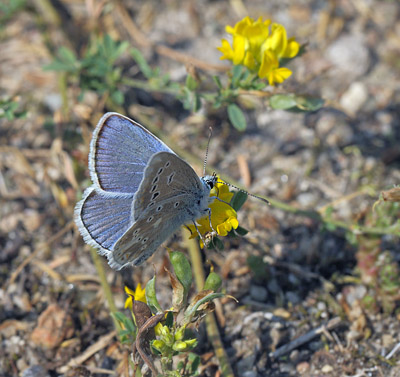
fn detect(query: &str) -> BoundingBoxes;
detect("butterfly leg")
[191,221,206,247]
[214,196,232,207]
[206,207,217,233]
[184,225,194,236]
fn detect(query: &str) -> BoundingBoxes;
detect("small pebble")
[249,285,268,302]
[296,361,310,374]
[321,364,334,373]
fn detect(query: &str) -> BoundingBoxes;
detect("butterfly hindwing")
[89,113,173,194]
[110,199,196,269]
[75,187,134,254]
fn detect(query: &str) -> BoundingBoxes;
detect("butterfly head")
[201,172,218,190]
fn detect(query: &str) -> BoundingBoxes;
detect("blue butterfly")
[75,113,217,270]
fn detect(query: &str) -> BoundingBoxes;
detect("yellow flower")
[186,180,239,243]
[218,16,300,85]
[124,283,146,310]
[259,50,293,86]
[262,24,300,59]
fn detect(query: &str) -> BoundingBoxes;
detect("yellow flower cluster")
[187,180,239,243]
[218,17,300,85]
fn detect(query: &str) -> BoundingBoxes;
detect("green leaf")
[232,64,244,86]
[203,271,222,292]
[227,103,247,131]
[44,46,79,73]
[112,311,127,324]
[213,237,224,251]
[234,225,249,236]
[130,47,154,78]
[169,251,192,298]
[189,353,200,374]
[295,95,324,111]
[145,276,162,314]
[192,92,201,113]
[111,90,124,105]
[185,74,198,91]
[247,255,269,281]
[165,310,174,328]
[269,94,297,110]
[270,94,324,112]
[213,75,223,89]
[231,190,248,211]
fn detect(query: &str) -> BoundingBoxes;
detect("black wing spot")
[174,202,180,208]
[157,167,164,175]
[148,202,155,208]
[142,237,148,244]
[150,184,158,193]
[165,161,171,168]
[152,176,159,184]
[167,172,175,185]
[147,216,154,223]
[197,199,201,205]
[156,205,163,212]
[152,191,160,200]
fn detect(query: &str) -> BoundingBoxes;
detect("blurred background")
[1,1,400,376]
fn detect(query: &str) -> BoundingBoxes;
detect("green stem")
[121,78,180,96]
[58,73,69,119]
[184,234,235,377]
[90,248,122,333]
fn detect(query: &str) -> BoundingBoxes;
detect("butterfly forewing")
[90,113,173,194]
[132,151,203,220]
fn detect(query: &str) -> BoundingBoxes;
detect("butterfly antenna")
[218,179,270,204]
[203,127,213,176]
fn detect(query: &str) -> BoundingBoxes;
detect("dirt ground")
[1,1,400,376]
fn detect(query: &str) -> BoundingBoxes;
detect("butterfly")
[74,112,218,270]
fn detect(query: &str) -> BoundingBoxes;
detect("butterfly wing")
[132,151,204,220]
[108,200,191,269]
[74,187,134,254]
[75,114,173,255]
[89,113,173,194]
[108,152,209,270]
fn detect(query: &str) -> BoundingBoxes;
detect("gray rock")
[340,81,369,116]
[250,285,269,302]
[326,34,370,78]
[22,365,50,377]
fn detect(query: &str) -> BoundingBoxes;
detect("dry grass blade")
[57,330,117,374]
